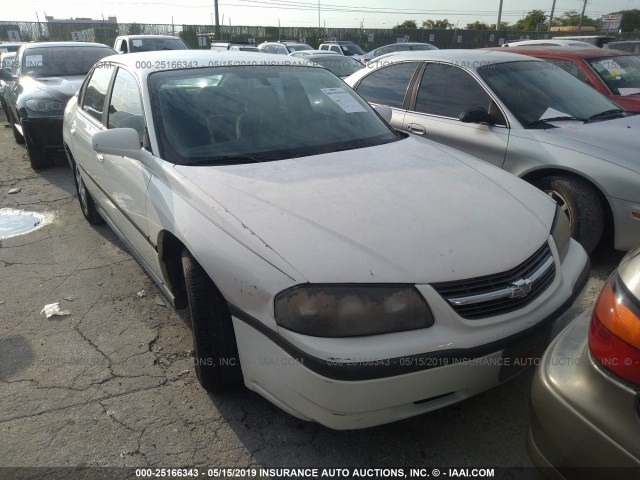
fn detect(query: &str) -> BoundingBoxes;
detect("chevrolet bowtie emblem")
[509,279,533,299]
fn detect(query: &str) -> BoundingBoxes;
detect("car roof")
[366,49,542,68]
[484,46,636,59]
[97,50,316,76]
[22,41,113,49]
[117,35,182,39]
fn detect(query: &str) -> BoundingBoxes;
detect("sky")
[5,0,639,29]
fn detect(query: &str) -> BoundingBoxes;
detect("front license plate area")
[499,325,552,383]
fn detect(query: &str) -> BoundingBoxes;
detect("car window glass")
[108,68,145,141]
[82,65,115,123]
[21,46,113,77]
[478,60,619,126]
[416,64,492,118]
[330,46,341,53]
[356,62,419,108]
[587,55,640,96]
[150,66,397,165]
[544,58,587,82]
[378,46,395,55]
[277,46,287,55]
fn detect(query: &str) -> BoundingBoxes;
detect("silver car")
[528,246,640,478]
[345,50,640,254]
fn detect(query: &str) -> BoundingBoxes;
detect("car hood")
[532,115,640,172]
[174,137,553,283]
[19,75,85,100]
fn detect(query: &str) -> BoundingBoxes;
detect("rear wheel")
[181,249,242,392]
[533,175,604,254]
[74,162,103,224]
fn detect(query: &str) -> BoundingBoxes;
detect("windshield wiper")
[528,116,587,127]
[586,109,626,123]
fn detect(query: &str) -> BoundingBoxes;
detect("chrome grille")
[431,242,556,319]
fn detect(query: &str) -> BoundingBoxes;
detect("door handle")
[97,154,104,162]
[70,121,76,135]
[407,123,426,135]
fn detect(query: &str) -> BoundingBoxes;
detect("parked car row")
[1,39,638,477]
[345,49,640,255]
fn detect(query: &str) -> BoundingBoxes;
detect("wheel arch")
[157,230,189,309]
[521,167,615,243]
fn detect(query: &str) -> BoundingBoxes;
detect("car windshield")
[129,37,189,52]
[478,60,621,127]
[287,44,312,52]
[22,46,113,77]
[587,55,640,96]
[1,53,15,70]
[310,56,364,77]
[149,65,398,165]
[340,44,365,56]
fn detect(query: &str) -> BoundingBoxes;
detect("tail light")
[588,275,640,386]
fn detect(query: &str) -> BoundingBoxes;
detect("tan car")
[528,246,640,479]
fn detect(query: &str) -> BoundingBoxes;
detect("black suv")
[0,42,115,168]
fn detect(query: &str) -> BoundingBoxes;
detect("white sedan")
[63,51,589,429]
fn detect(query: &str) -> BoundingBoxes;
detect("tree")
[557,10,600,29]
[422,19,453,29]
[393,20,417,29]
[127,22,144,35]
[513,9,547,31]
[466,21,490,30]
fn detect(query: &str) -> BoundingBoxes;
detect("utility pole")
[318,1,320,29]
[496,0,503,31]
[214,0,220,40]
[578,0,588,33]
[548,0,556,32]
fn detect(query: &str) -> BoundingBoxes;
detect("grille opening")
[432,242,555,319]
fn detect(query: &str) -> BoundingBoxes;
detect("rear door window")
[355,62,419,108]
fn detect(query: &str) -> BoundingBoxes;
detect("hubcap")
[544,189,574,232]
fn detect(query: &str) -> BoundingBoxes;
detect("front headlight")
[551,204,571,262]
[26,98,63,113]
[274,285,434,337]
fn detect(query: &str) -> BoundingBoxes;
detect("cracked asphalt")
[0,110,624,478]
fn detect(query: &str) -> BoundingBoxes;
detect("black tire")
[74,161,103,224]
[11,119,25,144]
[23,124,51,169]
[181,249,242,392]
[533,175,604,254]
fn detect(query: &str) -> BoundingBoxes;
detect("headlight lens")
[274,285,434,337]
[551,204,571,262]
[26,99,63,113]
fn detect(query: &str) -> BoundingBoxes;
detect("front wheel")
[23,124,51,169]
[533,175,604,254]
[74,162,103,224]
[11,119,25,144]
[181,250,242,392]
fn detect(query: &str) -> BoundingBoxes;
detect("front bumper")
[231,246,590,429]
[20,116,65,153]
[528,309,640,479]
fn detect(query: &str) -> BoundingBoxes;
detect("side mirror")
[459,107,492,124]
[372,104,393,123]
[92,128,153,164]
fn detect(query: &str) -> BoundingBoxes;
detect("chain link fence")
[2,21,638,50]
